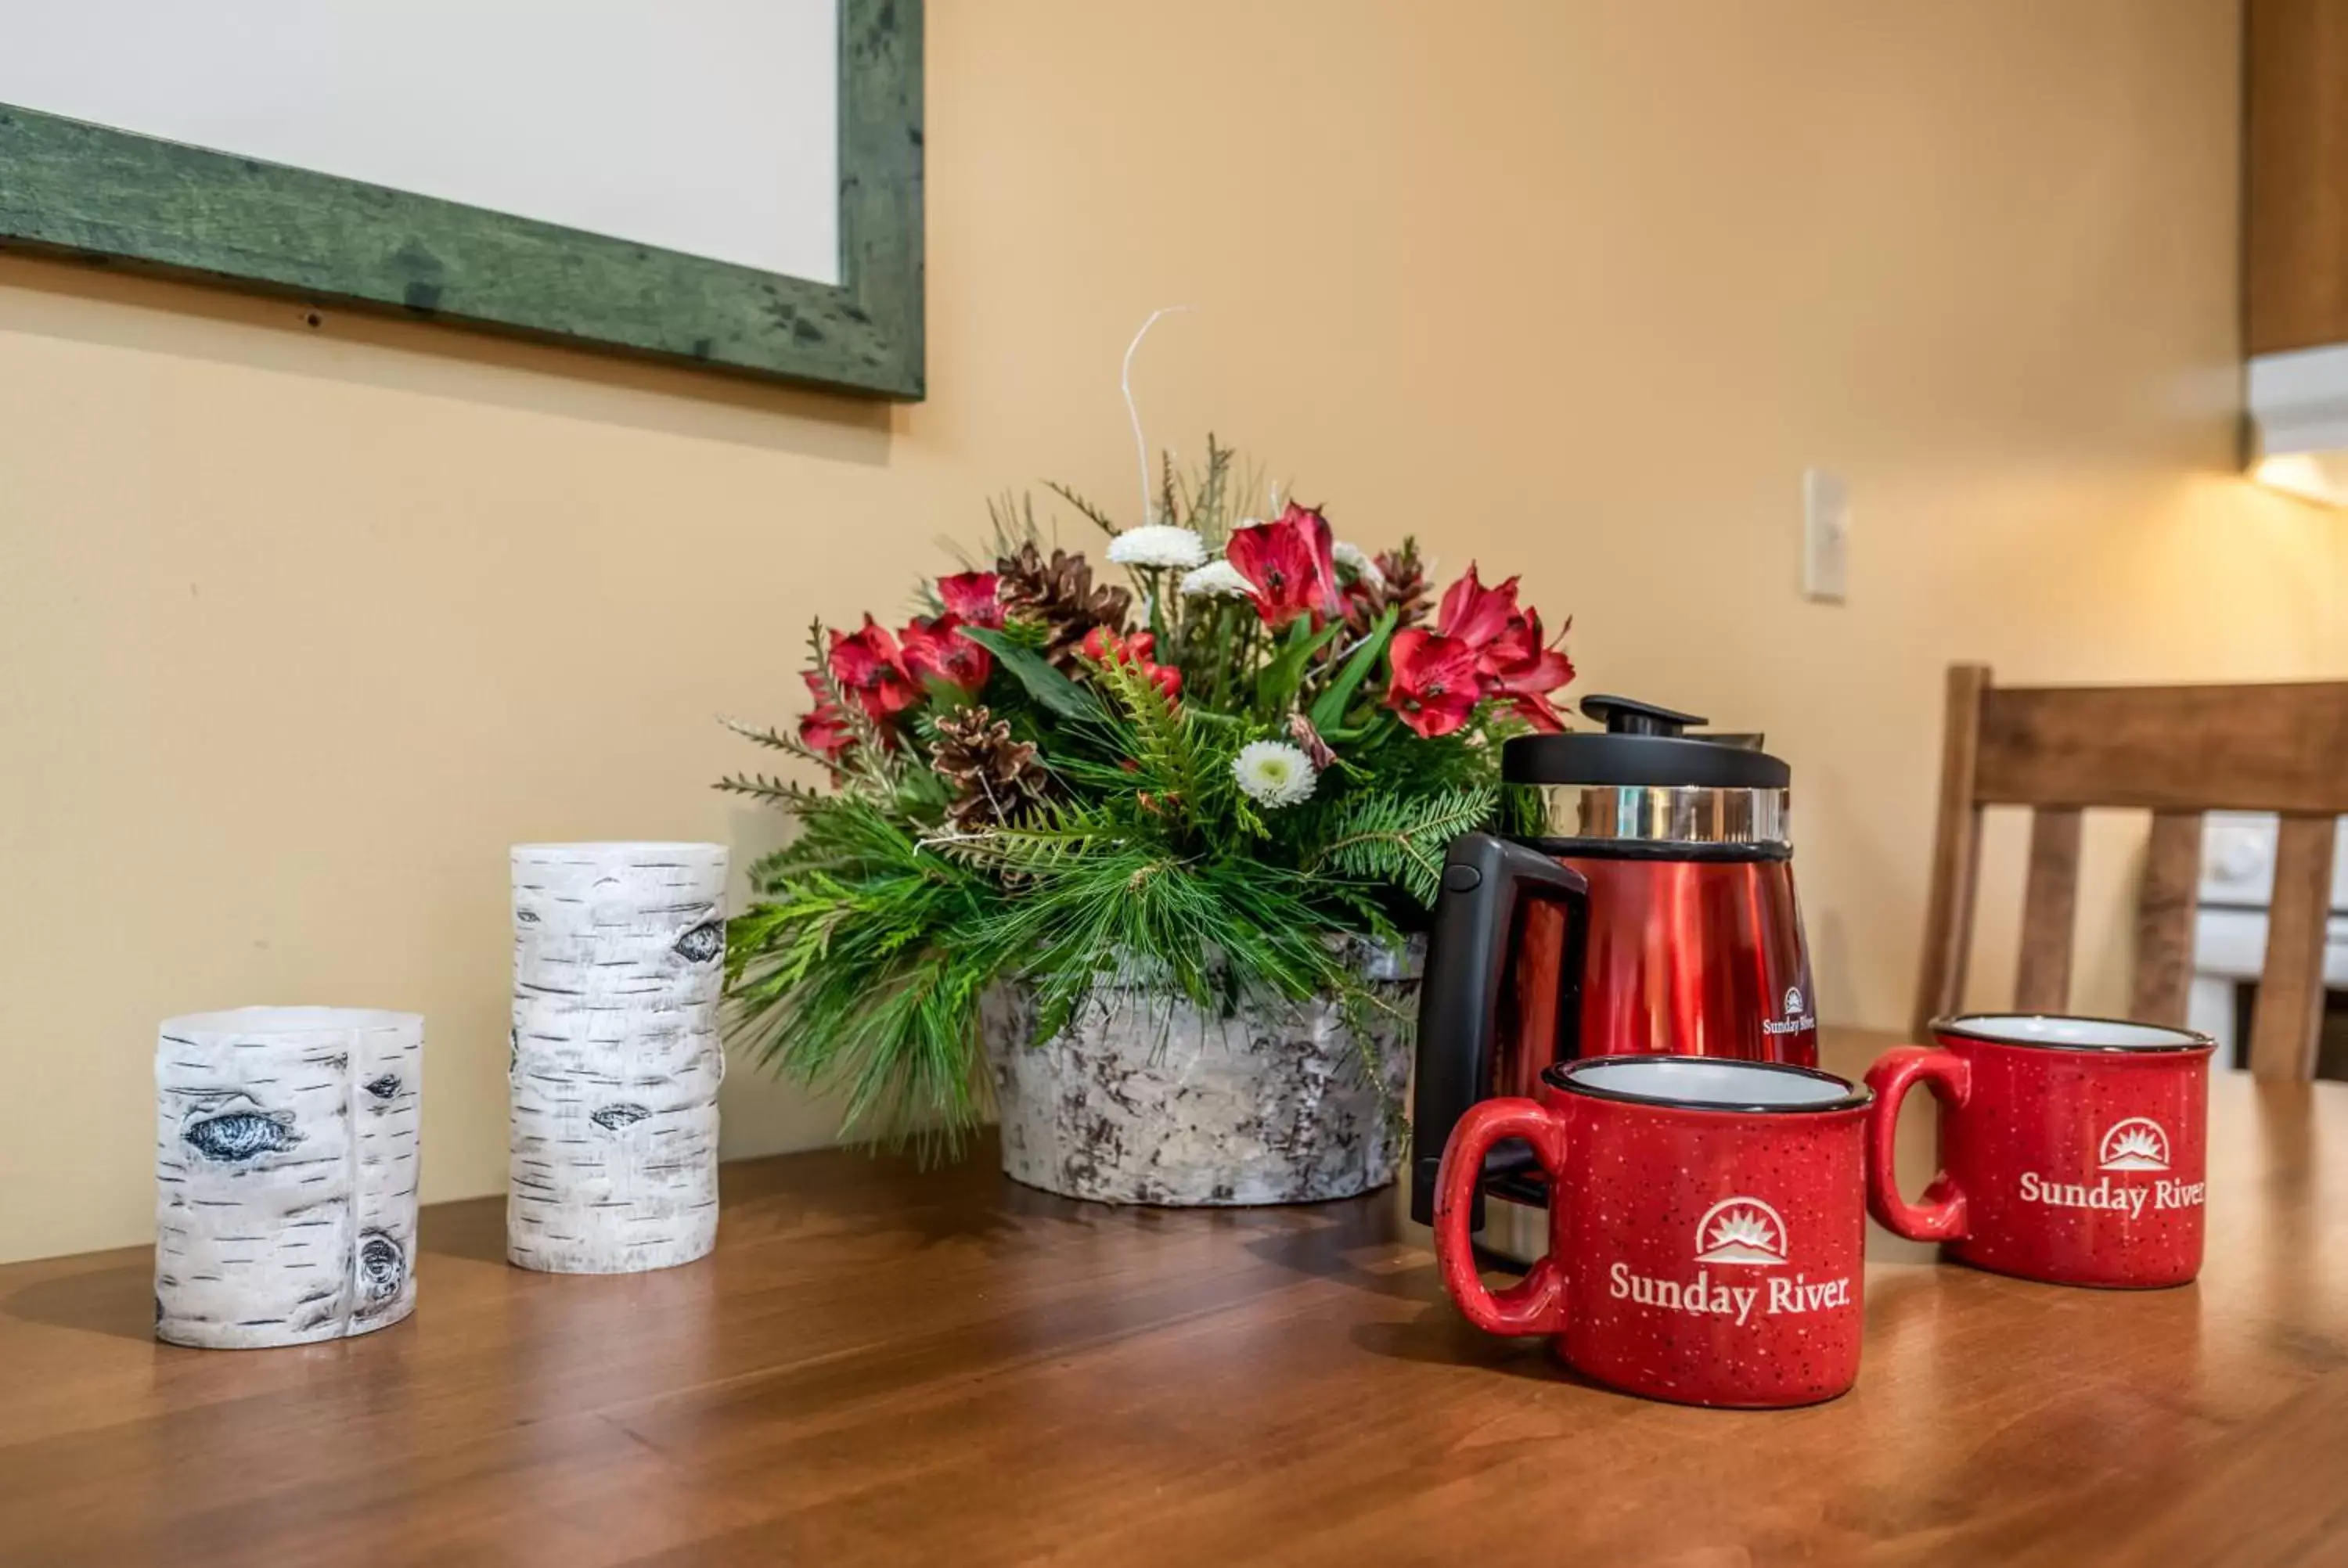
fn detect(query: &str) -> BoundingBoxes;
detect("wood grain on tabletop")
[2,1027,2343,1566]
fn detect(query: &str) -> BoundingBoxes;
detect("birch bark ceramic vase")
[979,940,1420,1206]
[154,1007,423,1350]
[509,842,729,1274]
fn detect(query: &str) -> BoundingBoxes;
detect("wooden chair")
[1914,664,2348,1079]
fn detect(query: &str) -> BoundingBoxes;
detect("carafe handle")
[1408,832,1589,1228]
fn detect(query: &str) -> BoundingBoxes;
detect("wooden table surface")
[5,1027,2347,1566]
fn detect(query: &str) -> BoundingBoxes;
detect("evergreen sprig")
[1309,784,1500,906]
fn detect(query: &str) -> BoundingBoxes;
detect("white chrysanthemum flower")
[1233,740,1318,808]
[1332,541,1386,593]
[1179,559,1255,598]
[1107,524,1207,570]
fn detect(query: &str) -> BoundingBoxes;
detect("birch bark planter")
[154,1007,423,1350]
[509,843,728,1275]
[979,943,1420,1207]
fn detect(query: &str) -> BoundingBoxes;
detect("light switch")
[1802,469,1849,603]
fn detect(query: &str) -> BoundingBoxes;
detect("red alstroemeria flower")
[1383,628,1481,738]
[937,570,1005,630]
[1227,502,1342,630]
[1081,625,1182,699]
[1424,565,1577,729]
[1482,609,1576,732]
[828,615,920,725]
[798,670,858,762]
[1435,563,1525,656]
[899,613,993,696]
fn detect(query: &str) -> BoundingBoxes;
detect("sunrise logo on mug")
[1865,1015,2215,1289]
[1433,1055,1872,1409]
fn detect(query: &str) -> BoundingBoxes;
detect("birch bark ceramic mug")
[1864,1014,2215,1289]
[1431,1055,1873,1409]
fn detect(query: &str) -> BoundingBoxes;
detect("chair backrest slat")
[2129,811,2205,1028]
[1917,665,2342,1079]
[1913,665,1990,1037]
[1975,681,2348,814]
[2015,807,2083,1014]
[2249,813,2339,1080]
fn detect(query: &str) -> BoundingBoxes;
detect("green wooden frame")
[0,0,923,399]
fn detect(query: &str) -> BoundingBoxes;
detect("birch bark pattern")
[510,843,728,1273]
[154,1007,423,1350]
[980,942,1418,1206]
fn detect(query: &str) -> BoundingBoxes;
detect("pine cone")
[996,541,1133,668]
[1344,537,1435,638]
[929,706,1049,828]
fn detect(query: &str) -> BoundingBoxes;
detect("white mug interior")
[1938,1014,2210,1052]
[1561,1056,1856,1109]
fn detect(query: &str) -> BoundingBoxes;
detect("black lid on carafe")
[1501,695,1789,789]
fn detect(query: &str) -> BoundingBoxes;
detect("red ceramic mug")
[1432,1056,1873,1409]
[1866,1014,2215,1289]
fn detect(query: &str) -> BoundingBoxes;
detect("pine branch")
[1184,434,1232,534]
[1309,784,1498,905]
[715,771,826,809]
[1040,480,1123,538]
[1158,449,1178,530]
[804,618,902,797]
[718,714,843,772]
[917,813,1125,873]
[1089,653,1215,833]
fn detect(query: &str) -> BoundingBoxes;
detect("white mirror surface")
[0,0,841,281]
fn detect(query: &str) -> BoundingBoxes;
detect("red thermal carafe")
[1410,696,1817,1257]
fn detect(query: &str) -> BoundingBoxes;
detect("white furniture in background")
[2191,811,2348,1061]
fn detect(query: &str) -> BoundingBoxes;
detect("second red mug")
[1432,1055,1872,1409]
[1865,1013,2215,1289]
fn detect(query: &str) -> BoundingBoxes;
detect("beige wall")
[1,0,2333,1263]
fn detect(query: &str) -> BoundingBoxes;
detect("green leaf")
[963,627,1104,722]
[1255,617,1345,715]
[1307,608,1398,735]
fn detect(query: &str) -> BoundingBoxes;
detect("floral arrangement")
[720,439,1574,1142]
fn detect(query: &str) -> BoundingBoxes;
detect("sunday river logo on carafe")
[2017,1116,2204,1216]
[1759,986,1815,1038]
[1608,1196,1851,1326]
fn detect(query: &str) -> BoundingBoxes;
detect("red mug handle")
[1431,1097,1571,1336]
[1864,1047,1972,1242]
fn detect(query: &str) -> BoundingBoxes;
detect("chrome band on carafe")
[1504,783,1792,849]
